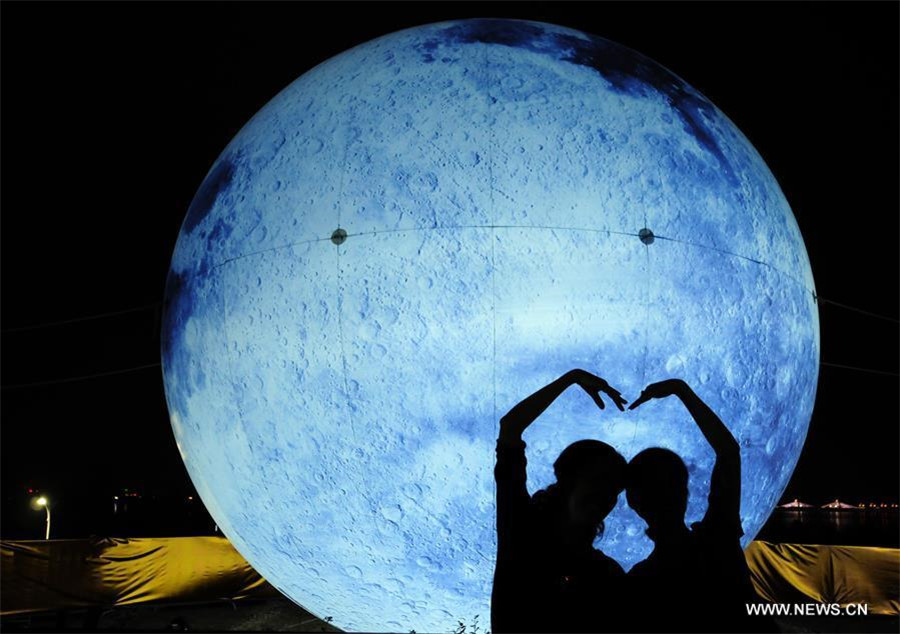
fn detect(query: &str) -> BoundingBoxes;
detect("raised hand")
[627,378,687,410]
[570,369,629,412]
[499,369,628,443]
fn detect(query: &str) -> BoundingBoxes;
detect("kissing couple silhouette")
[490,368,775,633]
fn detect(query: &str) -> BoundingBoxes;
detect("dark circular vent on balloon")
[331,228,348,245]
[638,228,655,245]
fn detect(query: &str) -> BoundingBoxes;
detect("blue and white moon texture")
[162,19,819,632]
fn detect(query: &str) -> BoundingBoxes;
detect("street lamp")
[32,496,51,540]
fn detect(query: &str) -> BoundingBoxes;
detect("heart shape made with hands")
[572,370,686,413]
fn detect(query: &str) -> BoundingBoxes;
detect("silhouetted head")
[626,448,689,536]
[535,440,626,542]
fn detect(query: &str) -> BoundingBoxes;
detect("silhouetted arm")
[499,371,575,443]
[669,381,740,457]
[675,382,741,530]
[630,379,741,532]
[495,370,626,557]
[499,369,627,443]
[496,371,580,555]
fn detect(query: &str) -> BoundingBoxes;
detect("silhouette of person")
[625,379,775,633]
[491,368,630,634]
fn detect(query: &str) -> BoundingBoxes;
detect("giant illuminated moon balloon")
[162,19,819,632]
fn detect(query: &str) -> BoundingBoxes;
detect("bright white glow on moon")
[162,19,819,632]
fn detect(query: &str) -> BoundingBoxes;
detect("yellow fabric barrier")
[1,536,278,615]
[745,542,899,615]
[2,537,897,616]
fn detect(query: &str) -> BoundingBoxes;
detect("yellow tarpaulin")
[2,537,897,616]
[745,542,899,615]
[0,536,278,615]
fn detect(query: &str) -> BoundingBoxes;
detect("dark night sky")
[1,2,898,537]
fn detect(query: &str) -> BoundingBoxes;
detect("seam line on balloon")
[209,227,815,304]
[341,224,637,238]
[489,52,498,437]
[652,234,815,298]
[331,104,382,515]
[335,103,356,446]
[211,237,334,270]
[488,42,500,542]
[491,230,497,429]
[209,225,639,270]
[335,245,354,442]
[631,243,652,449]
